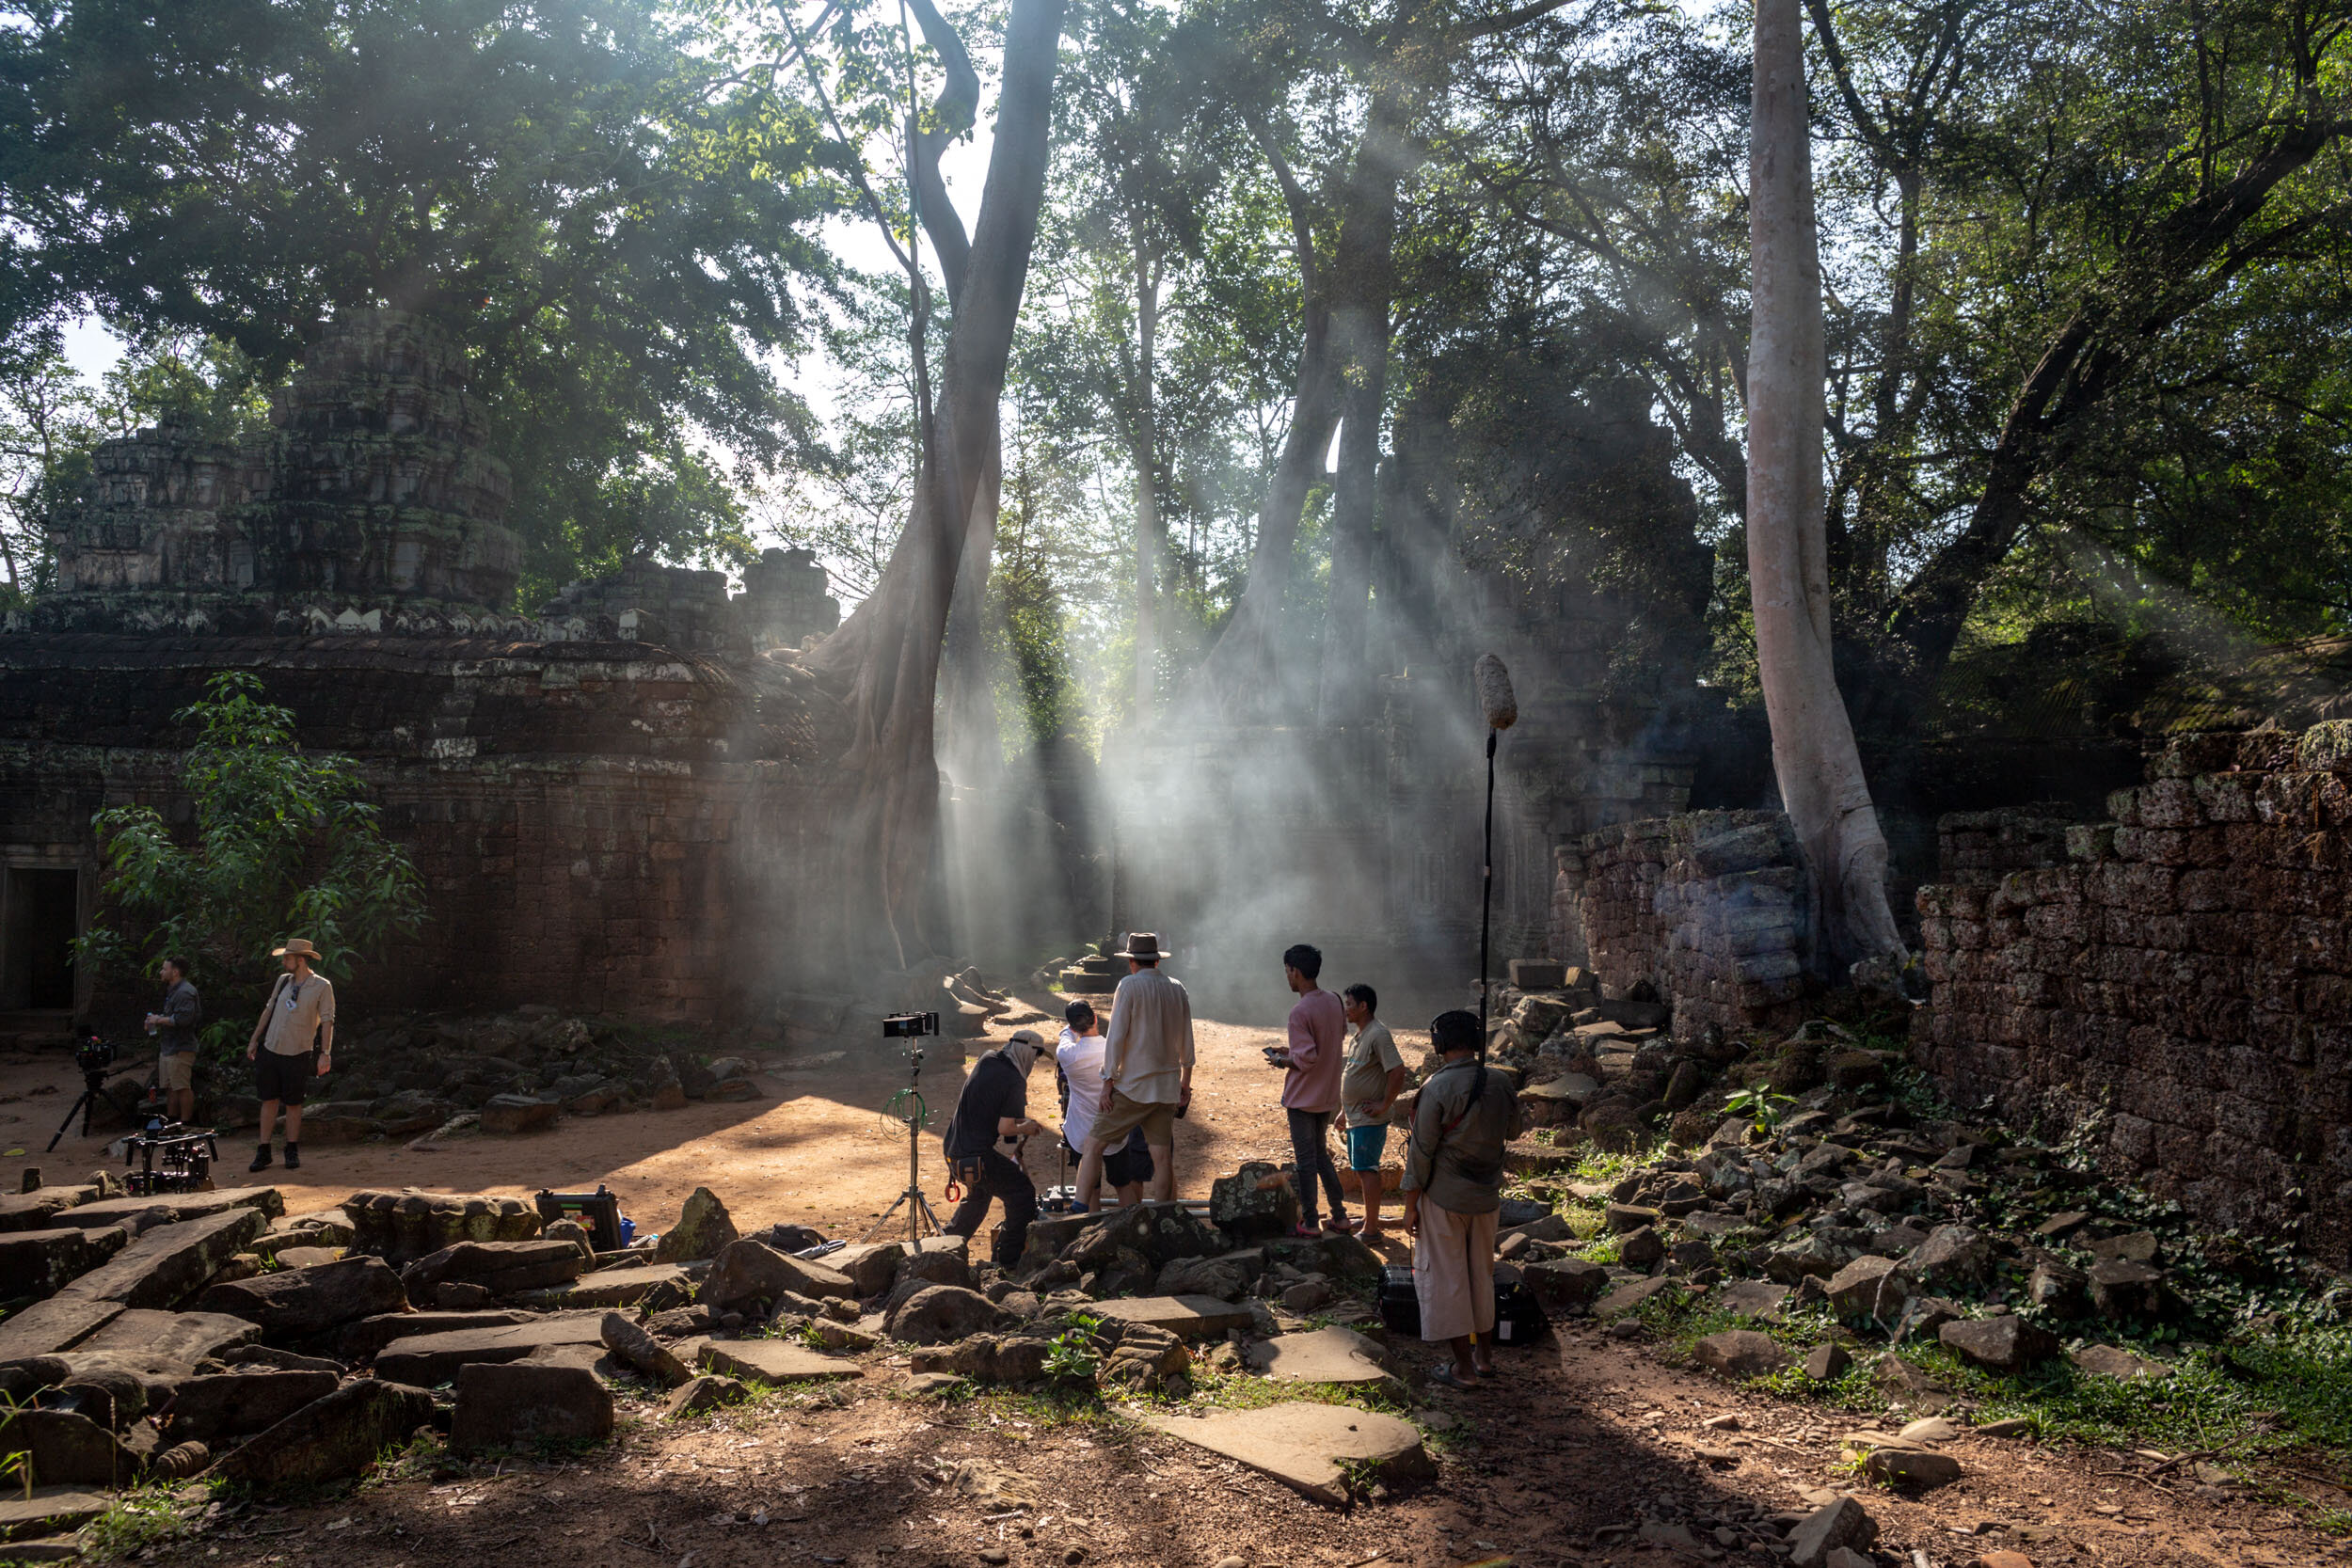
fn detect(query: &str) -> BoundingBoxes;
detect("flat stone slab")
[1520,1073,1599,1104]
[0,1297,120,1359]
[373,1311,608,1387]
[76,1308,260,1370]
[1089,1295,1256,1340]
[1681,1212,1747,1240]
[1594,1275,1684,1318]
[43,1186,283,1231]
[1131,1401,1433,1505]
[1242,1327,1398,1390]
[55,1207,269,1308]
[0,1187,99,1235]
[1714,1280,1791,1322]
[2071,1343,2169,1380]
[336,1308,535,1362]
[514,1262,691,1309]
[0,1488,107,1544]
[697,1339,862,1386]
[0,1227,128,1295]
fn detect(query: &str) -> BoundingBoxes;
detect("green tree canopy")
[0,0,849,594]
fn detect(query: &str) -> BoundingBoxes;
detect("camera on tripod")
[74,1029,116,1078]
[882,1011,940,1040]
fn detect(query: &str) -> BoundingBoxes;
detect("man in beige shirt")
[246,938,337,1172]
[1073,933,1193,1204]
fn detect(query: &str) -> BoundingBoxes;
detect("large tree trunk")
[1130,236,1164,723]
[1316,87,1410,725]
[936,450,1006,784]
[1190,117,1341,720]
[804,0,1066,959]
[1746,0,1904,973]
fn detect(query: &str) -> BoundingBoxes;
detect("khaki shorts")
[158,1052,197,1092]
[1089,1088,1175,1148]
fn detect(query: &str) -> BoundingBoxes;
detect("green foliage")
[1,0,843,592]
[1721,1086,1798,1139]
[75,1484,195,1560]
[1043,1319,1104,1383]
[0,324,93,605]
[77,673,426,1053]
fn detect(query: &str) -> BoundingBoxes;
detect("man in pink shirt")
[1279,942,1352,1234]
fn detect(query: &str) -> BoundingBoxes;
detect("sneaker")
[282,1143,301,1170]
[248,1146,273,1172]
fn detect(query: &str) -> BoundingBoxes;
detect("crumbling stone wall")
[0,635,855,1024]
[1561,810,1809,1038]
[1914,724,2352,1266]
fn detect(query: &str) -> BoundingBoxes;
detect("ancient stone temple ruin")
[37,312,524,634]
[0,309,847,1031]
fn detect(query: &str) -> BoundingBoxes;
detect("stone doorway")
[1,863,80,1013]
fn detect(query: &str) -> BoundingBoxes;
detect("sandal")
[1427,1365,1481,1391]
[1321,1216,1358,1234]
[1290,1223,1323,1238]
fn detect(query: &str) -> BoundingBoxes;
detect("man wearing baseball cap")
[246,938,336,1172]
[941,1028,1048,1266]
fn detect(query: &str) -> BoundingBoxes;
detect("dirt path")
[9,1003,2344,1565]
[130,1312,2344,1568]
[0,995,1316,1239]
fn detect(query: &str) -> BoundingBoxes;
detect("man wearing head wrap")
[942,1029,1049,1266]
[1402,1008,1521,1388]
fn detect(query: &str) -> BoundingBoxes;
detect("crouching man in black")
[942,1028,1047,1267]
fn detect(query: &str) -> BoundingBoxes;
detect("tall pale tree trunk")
[805,0,1066,960]
[1129,235,1165,723]
[1746,0,1904,971]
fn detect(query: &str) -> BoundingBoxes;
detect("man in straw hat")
[942,1028,1049,1266]
[245,938,336,1172]
[1073,933,1194,1206]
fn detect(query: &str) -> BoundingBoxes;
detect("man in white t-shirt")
[1056,999,1150,1212]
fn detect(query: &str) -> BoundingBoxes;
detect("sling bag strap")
[1408,1058,1489,1165]
[249,973,293,1048]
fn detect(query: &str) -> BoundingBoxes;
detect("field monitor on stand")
[1474,653,1518,1031]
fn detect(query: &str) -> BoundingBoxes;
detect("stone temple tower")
[37,309,519,633]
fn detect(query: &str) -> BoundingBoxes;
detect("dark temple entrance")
[2,865,79,1012]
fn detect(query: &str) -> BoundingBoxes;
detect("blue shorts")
[1343,1122,1389,1171]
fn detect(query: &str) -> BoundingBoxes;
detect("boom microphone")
[1475,653,1518,732]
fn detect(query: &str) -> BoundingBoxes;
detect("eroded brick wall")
[0,635,855,1027]
[1914,724,2352,1265]
[1563,809,1809,1038]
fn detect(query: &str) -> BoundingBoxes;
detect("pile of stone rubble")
[1497,990,2313,1431]
[0,1155,1457,1554]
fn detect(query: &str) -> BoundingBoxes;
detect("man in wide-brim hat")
[244,937,337,1173]
[1073,933,1194,1205]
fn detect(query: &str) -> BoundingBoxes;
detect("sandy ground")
[0,995,1351,1241]
[6,998,2350,1565]
[125,1300,2352,1568]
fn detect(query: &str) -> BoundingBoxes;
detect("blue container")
[617,1215,636,1246]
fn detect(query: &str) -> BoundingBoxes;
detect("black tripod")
[862,1040,946,1243]
[47,1065,116,1152]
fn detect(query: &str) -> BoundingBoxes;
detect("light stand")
[862,1032,946,1243]
[1480,726,1499,1031]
